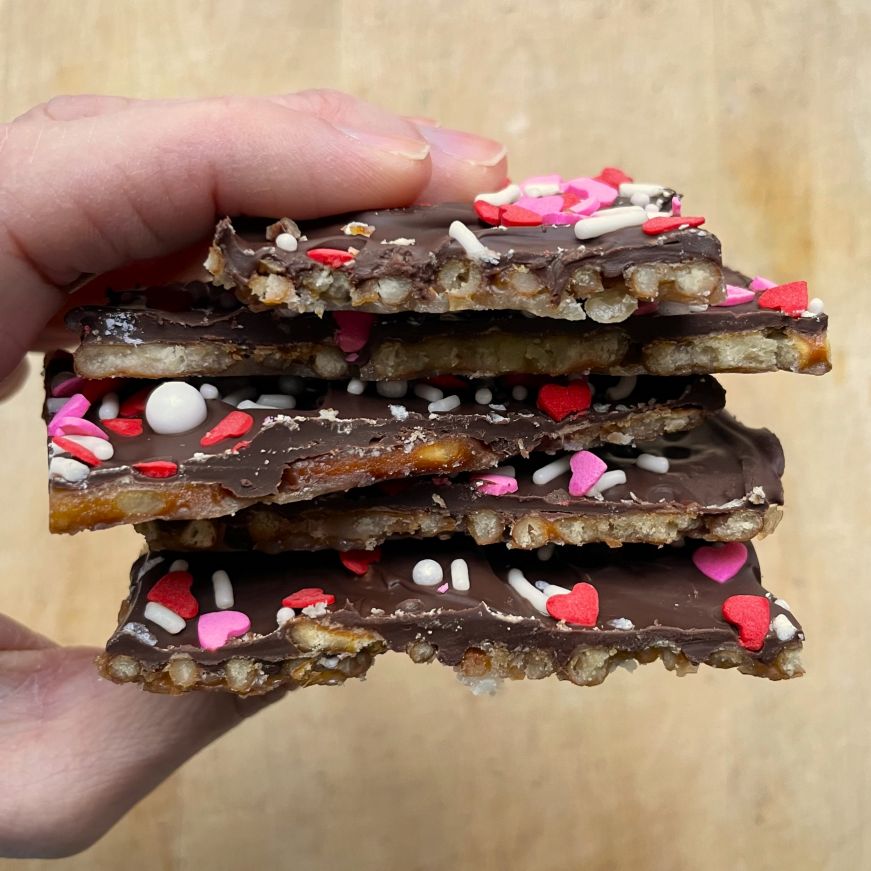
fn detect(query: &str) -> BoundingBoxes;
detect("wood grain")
[0,1,865,868]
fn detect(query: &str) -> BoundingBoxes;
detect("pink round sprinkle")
[47,394,91,435]
[333,311,376,354]
[717,285,756,307]
[54,417,109,440]
[568,451,607,497]
[749,276,776,291]
[473,474,518,496]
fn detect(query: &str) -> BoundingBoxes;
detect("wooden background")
[0,1,864,868]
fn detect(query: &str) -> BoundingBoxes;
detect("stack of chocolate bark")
[46,170,829,694]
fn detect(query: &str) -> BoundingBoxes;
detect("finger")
[0,357,30,403]
[0,613,57,651]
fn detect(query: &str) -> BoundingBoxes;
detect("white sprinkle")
[256,393,296,409]
[448,220,500,264]
[807,297,825,315]
[46,397,68,414]
[380,237,416,246]
[145,382,208,434]
[341,221,375,237]
[303,601,328,617]
[474,183,521,206]
[212,570,234,609]
[278,375,305,395]
[450,558,471,591]
[389,404,409,421]
[523,181,561,197]
[532,455,572,486]
[346,378,366,395]
[97,392,119,420]
[630,192,650,207]
[223,386,257,407]
[143,602,186,634]
[237,400,272,410]
[56,434,114,460]
[275,232,298,252]
[413,383,444,402]
[412,559,444,586]
[428,394,461,413]
[169,559,189,572]
[474,387,493,405]
[49,456,90,483]
[119,622,158,647]
[376,380,408,399]
[540,583,572,598]
[774,598,792,612]
[637,453,670,474]
[199,383,220,400]
[608,617,635,630]
[619,182,665,197]
[771,613,798,641]
[645,203,661,214]
[511,385,528,401]
[606,375,637,401]
[587,469,627,496]
[574,208,646,240]
[537,544,555,562]
[276,607,296,625]
[489,403,507,412]
[688,303,709,313]
[507,568,549,615]
[590,205,645,218]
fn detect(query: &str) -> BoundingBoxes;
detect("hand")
[0,90,507,857]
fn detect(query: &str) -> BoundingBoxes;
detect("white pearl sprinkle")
[450,559,470,591]
[474,183,521,207]
[143,602,186,634]
[275,233,298,252]
[630,192,650,207]
[807,297,825,315]
[532,456,572,486]
[636,453,670,474]
[507,568,549,615]
[376,380,408,399]
[199,383,220,400]
[771,613,797,641]
[412,559,444,586]
[256,393,296,409]
[97,392,119,420]
[413,383,444,402]
[474,387,493,405]
[428,394,461,413]
[49,456,90,483]
[346,378,366,395]
[145,382,208,435]
[587,469,627,496]
[276,606,296,625]
[448,220,500,264]
[169,559,189,572]
[511,385,528,401]
[606,375,637,401]
[212,570,234,610]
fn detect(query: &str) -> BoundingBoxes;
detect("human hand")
[0,90,507,857]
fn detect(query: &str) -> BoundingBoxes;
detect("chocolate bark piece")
[67,269,829,381]
[139,412,784,552]
[46,357,724,533]
[99,539,804,695]
[205,201,724,324]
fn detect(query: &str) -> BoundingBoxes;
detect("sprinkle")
[692,542,748,583]
[500,204,544,226]
[507,568,549,615]
[212,570,234,610]
[347,378,366,395]
[511,385,528,401]
[472,474,518,496]
[562,177,619,207]
[49,456,90,483]
[222,386,257,406]
[144,602,186,634]
[474,387,493,405]
[474,183,521,206]
[806,297,824,315]
[636,453,670,474]
[389,404,408,421]
[630,192,650,206]
[200,410,254,447]
[642,215,705,235]
[51,436,101,467]
[102,417,143,437]
[302,602,329,618]
[448,220,500,264]
[256,393,296,409]
[119,622,158,647]
[532,455,572,486]
[333,311,376,353]
[376,380,407,399]
[515,194,565,217]
[437,582,450,593]
[540,583,572,597]
[133,460,178,479]
[606,375,636,401]
[147,570,197,618]
[278,375,304,395]
[413,383,444,402]
[718,284,756,306]
[54,417,109,440]
[306,248,355,268]
[47,393,91,435]
[170,559,189,572]
[523,182,562,198]
[619,182,665,197]
[537,544,555,562]
[536,381,592,422]
[412,559,444,587]
[145,382,208,435]
[341,221,376,237]
[757,281,808,317]
[276,607,296,625]
[119,387,151,418]
[275,233,298,251]
[49,371,77,395]
[51,434,113,460]
[340,549,382,575]
[473,200,502,225]
[199,383,220,400]
[97,392,119,420]
[428,394,461,413]
[197,611,251,650]
[282,588,335,609]
[546,582,599,626]
[608,617,635,630]
[46,397,68,414]
[749,275,776,291]
[574,208,646,239]
[771,613,797,642]
[722,595,770,651]
[670,195,682,216]
[587,469,627,496]
[450,558,470,591]
[380,237,416,246]
[593,167,633,188]
[774,598,792,612]
[568,451,607,496]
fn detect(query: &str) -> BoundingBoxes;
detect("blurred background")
[0,1,863,869]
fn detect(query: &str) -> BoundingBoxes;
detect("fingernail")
[331,124,430,161]
[414,125,507,167]
[404,115,441,127]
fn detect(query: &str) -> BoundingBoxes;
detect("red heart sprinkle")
[51,436,101,467]
[306,248,355,268]
[282,587,336,609]
[500,204,544,227]
[642,215,705,235]
[339,549,382,575]
[474,200,502,226]
[119,387,152,418]
[560,191,583,210]
[232,439,251,453]
[147,570,198,619]
[536,381,592,422]
[103,417,143,437]
[427,374,468,390]
[200,411,254,447]
[757,281,808,317]
[546,582,599,626]
[722,595,771,651]
[594,167,634,189]
[78,378,121,403]
[133,460,178,478]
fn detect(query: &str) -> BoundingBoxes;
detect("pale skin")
[0,90,508,858]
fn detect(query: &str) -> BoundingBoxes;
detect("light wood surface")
[0,1,864,868]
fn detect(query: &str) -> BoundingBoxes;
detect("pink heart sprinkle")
[333,311,376,354]
[197,610,251,651]
[51,376,89,398]
[692,542,748,583]
[717,284,756,307]
[473,474,518,496]
[437,583,449,593]
[749,275,776,291]
[47,394,91,435]
[568,451,607,497]
[542,212,581,225]
[521,174,562,189]
[567,195,601,216]
[515,195,565,216]
[562,177,619,206]
[54,417,109,440]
